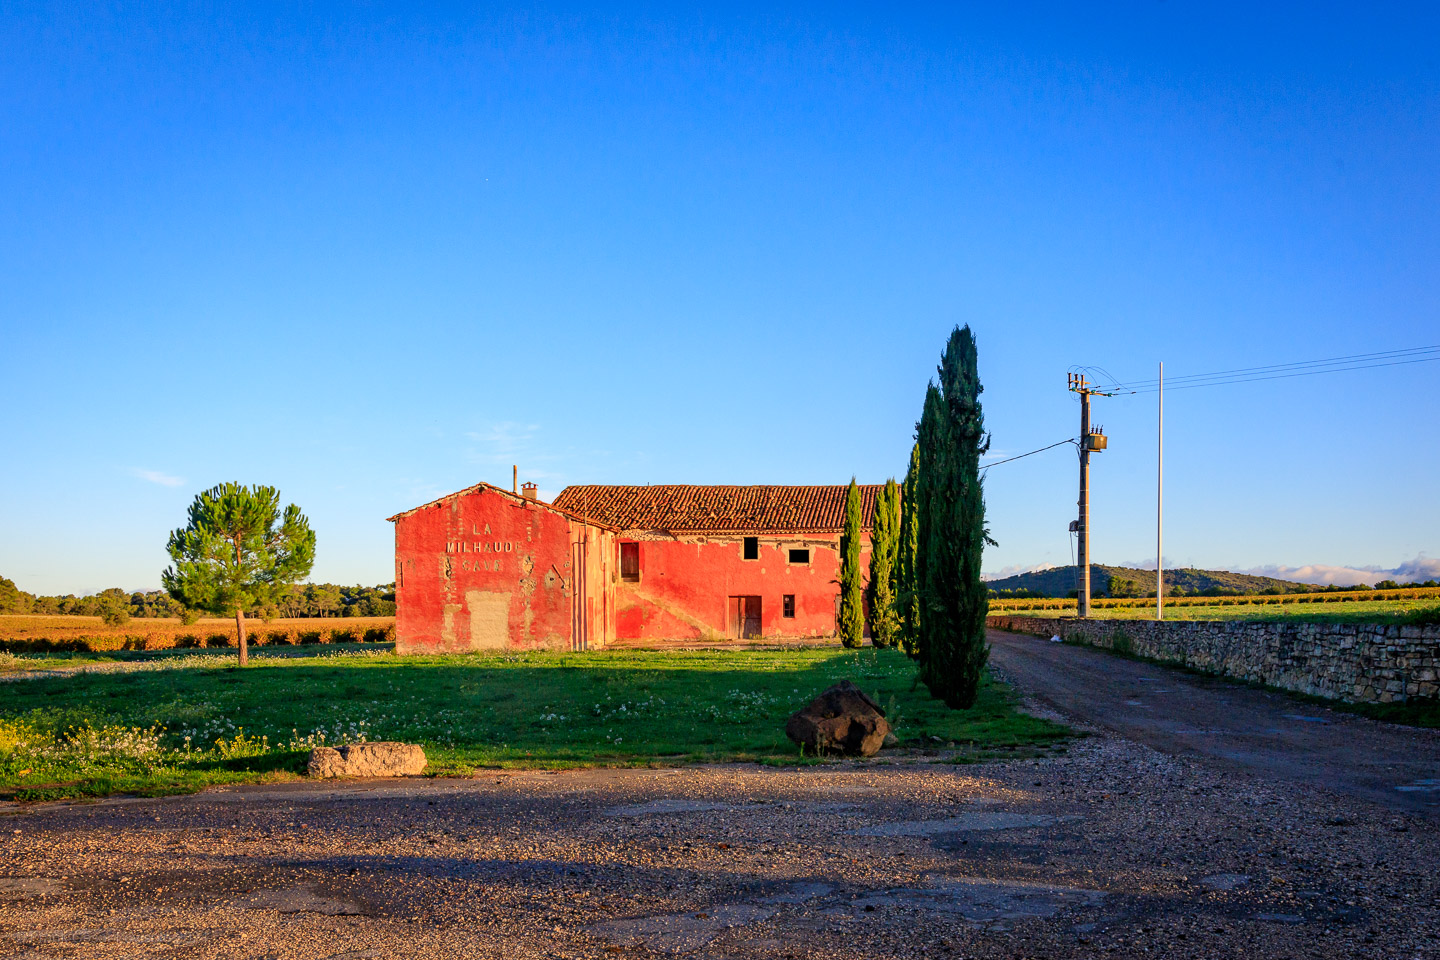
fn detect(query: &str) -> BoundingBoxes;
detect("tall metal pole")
[1156,362,1164,621]
[1078,388,1092,618]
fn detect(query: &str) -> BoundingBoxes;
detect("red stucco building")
[388,482,880,653]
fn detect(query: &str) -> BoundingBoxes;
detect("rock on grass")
[307,742,428,778]
[785,680,892,757]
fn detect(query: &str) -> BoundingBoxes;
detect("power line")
[1124,344,1440,386]
[1126,354,1440,394]
[1081,344,1440,395]
[1057,342,1435,621]
[980,438,1076,472]
[1116,344,1440,388]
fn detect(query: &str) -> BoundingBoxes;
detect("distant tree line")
[988,587,1047,600]
[1102,578,1439,599]
[986,567,1440,601]
[1100,575,1439,599]
[270,582,396,618]
[0,576,395,622]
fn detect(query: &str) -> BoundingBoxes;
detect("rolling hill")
[985,565,1321,598]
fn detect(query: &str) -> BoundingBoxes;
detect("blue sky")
[2,3,1437,595]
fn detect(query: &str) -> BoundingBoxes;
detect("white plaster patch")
[465,590,511,649]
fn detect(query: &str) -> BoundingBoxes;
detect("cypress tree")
[866,478,900,648]
[897,443,922,657]
[837,477,865,649]
[915,383,948,684]
[917,326,991,708]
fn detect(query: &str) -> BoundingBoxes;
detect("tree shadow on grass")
[1,650,1071,794]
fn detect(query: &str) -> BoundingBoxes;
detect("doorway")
[728,596,762,639]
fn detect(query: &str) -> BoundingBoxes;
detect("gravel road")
[2,637,1437,959]
[988,627,1440,815]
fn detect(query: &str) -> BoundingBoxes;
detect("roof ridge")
[551,482,884,534]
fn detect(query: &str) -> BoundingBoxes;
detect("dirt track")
[987,628,1440,815]
[2,635,1438,959]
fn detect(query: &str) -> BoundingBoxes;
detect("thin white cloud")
[397,478,455,505]
[464,422,541,464]
[461,421,575,492]
[1117,557,1180,571]
[1237,555,1440,586]
[131,468,185,488]
[982,562,1059,582]
[983,555,1440,587]
[1390,556,1440,582]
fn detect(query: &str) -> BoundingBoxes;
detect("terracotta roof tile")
[551,484,886,534]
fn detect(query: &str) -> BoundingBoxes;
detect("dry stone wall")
[988,615,1440,703]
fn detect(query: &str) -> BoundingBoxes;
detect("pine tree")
[897,443,922,657]
[917,326,991,708]
[837,477,865,649]
[866,478,901,647]
[163,483,316,667]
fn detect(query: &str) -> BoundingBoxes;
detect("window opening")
[782,595,795,618]
[620,542,640,582]
[788,548,810,564]
[743,537,759,560]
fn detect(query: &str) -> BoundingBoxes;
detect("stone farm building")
[388,482,881,653]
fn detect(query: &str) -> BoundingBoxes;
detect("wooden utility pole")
[1078,384,1092,617]
[1068,373,1109,618]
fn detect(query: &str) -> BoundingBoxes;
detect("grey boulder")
[785,680,893,757]
[307,742,428,779]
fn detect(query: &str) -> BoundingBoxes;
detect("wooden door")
[729,596,761,639]
[743,596,761,638]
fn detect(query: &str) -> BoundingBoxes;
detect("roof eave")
[387,482,618,532]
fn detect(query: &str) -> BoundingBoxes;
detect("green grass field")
[993,598,1440,625]
[0,642,385,674]
[0,646,1069,801]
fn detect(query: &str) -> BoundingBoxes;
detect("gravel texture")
[3,736,1436,959]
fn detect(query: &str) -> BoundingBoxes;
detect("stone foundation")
[988,615,1440,703]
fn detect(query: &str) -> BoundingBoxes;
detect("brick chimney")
[521,482,538,501]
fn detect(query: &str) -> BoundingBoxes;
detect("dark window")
[743,537,759,560]
[782,594,795,618]
[620,542,640,582]
[788,548,810,564]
